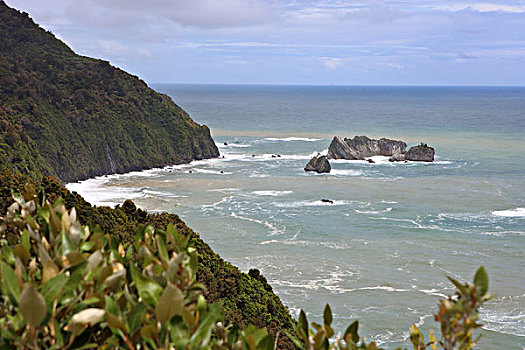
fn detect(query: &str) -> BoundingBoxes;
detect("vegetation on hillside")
[0,182,494,349]
[0,170,297,349]
[0,2,218,182]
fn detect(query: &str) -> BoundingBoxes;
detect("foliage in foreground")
[0,187,493,349]
[0,172,297,349]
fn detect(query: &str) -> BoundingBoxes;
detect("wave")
[252,190,293,196]
[275,200,351,208]
[355,208,392,214]
[230,212,283,235]
[492,207,525,217]
[240,153,312,161]
[191,169,232,175]
[315,169,363,176]
[207,188,241,193]
[263,137,322,142]
[217,142,251,148]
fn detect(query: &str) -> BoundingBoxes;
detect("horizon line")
[150,82,525,88]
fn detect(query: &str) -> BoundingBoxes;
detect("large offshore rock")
[327,136,407,160]
[304,155,331,173]
[405,143,435,162]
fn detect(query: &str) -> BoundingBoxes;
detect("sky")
[5,0,525,85]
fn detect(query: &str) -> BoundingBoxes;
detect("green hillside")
[0,2,218,182]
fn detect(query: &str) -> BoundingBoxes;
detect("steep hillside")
[0,2,218,182]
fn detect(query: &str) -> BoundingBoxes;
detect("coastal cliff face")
[0,2,218,183]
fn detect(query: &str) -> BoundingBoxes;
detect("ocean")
[67,85,525,349]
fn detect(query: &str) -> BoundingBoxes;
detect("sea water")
[67,85,525,349]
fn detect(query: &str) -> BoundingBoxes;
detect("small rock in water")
[252,154,256,157]
[388,153,405,162]
[224,142,228,146]
[321,199,334,204]
[271,155,276,158]
[220,171,224,174]
[277,154,281,157]
[304,155,331,173]
[367,159,375,163]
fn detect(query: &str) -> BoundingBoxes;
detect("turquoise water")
[68,85,525,349]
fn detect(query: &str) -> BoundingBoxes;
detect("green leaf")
[343,320,359,344]
[130,265,162,307]
[19,285,47,327]
[155,284,184,323]
[21,230,30,251]
[105,312,127,332]
[59,230,75,256]
[0,261,20,303]
[447,276,469,296]
[298,310,309,339]
[128,303,146,335]
[323,304,332,326]
[190,303,222,346]
[43,273,68,303]
[156,234,169,262]
[473,266,489,295]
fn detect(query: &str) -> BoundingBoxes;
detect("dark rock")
[220,171,224,173]
[327,136,407,160]
[388,153,405,162]
[252,155,255,157]
[321,199,334,204]
[304,155,331,173]
[224,142,228,146]
[405,143,435,162]
[189,170,192,173]
[277,154,281,158]
[367,159,375,163]
[271,155,276,158]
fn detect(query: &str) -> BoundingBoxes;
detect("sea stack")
[304,155,331,173]
[405,143,435,162]
[327,136,406,160]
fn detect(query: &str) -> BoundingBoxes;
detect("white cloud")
[318,57,344,69]
[381,62,405,70]
[425,3,525,13]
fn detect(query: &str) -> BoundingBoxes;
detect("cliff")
[0,2,218,182]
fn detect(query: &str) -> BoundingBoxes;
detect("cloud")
[61,0,277,29]
[318,57,344,69]
[381,62,405,70]
[423,3,525,14]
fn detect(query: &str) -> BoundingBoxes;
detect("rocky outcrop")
[405,143,435,162]
[304,155,331,173]
[327,136,406,160]
[388,153,405,162]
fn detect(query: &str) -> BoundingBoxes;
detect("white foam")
[492,208,525,217]
[328,169,363,176]
[191,169,232,175]
[355,208,392,214]
[359,286,410,292]
[275,200,350,208]
[241,153,312,161]
[264,137,322,142]
[217,142,251,148]
[230,212,283,235]
[252,190,293,197]
[207,188,241,193]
